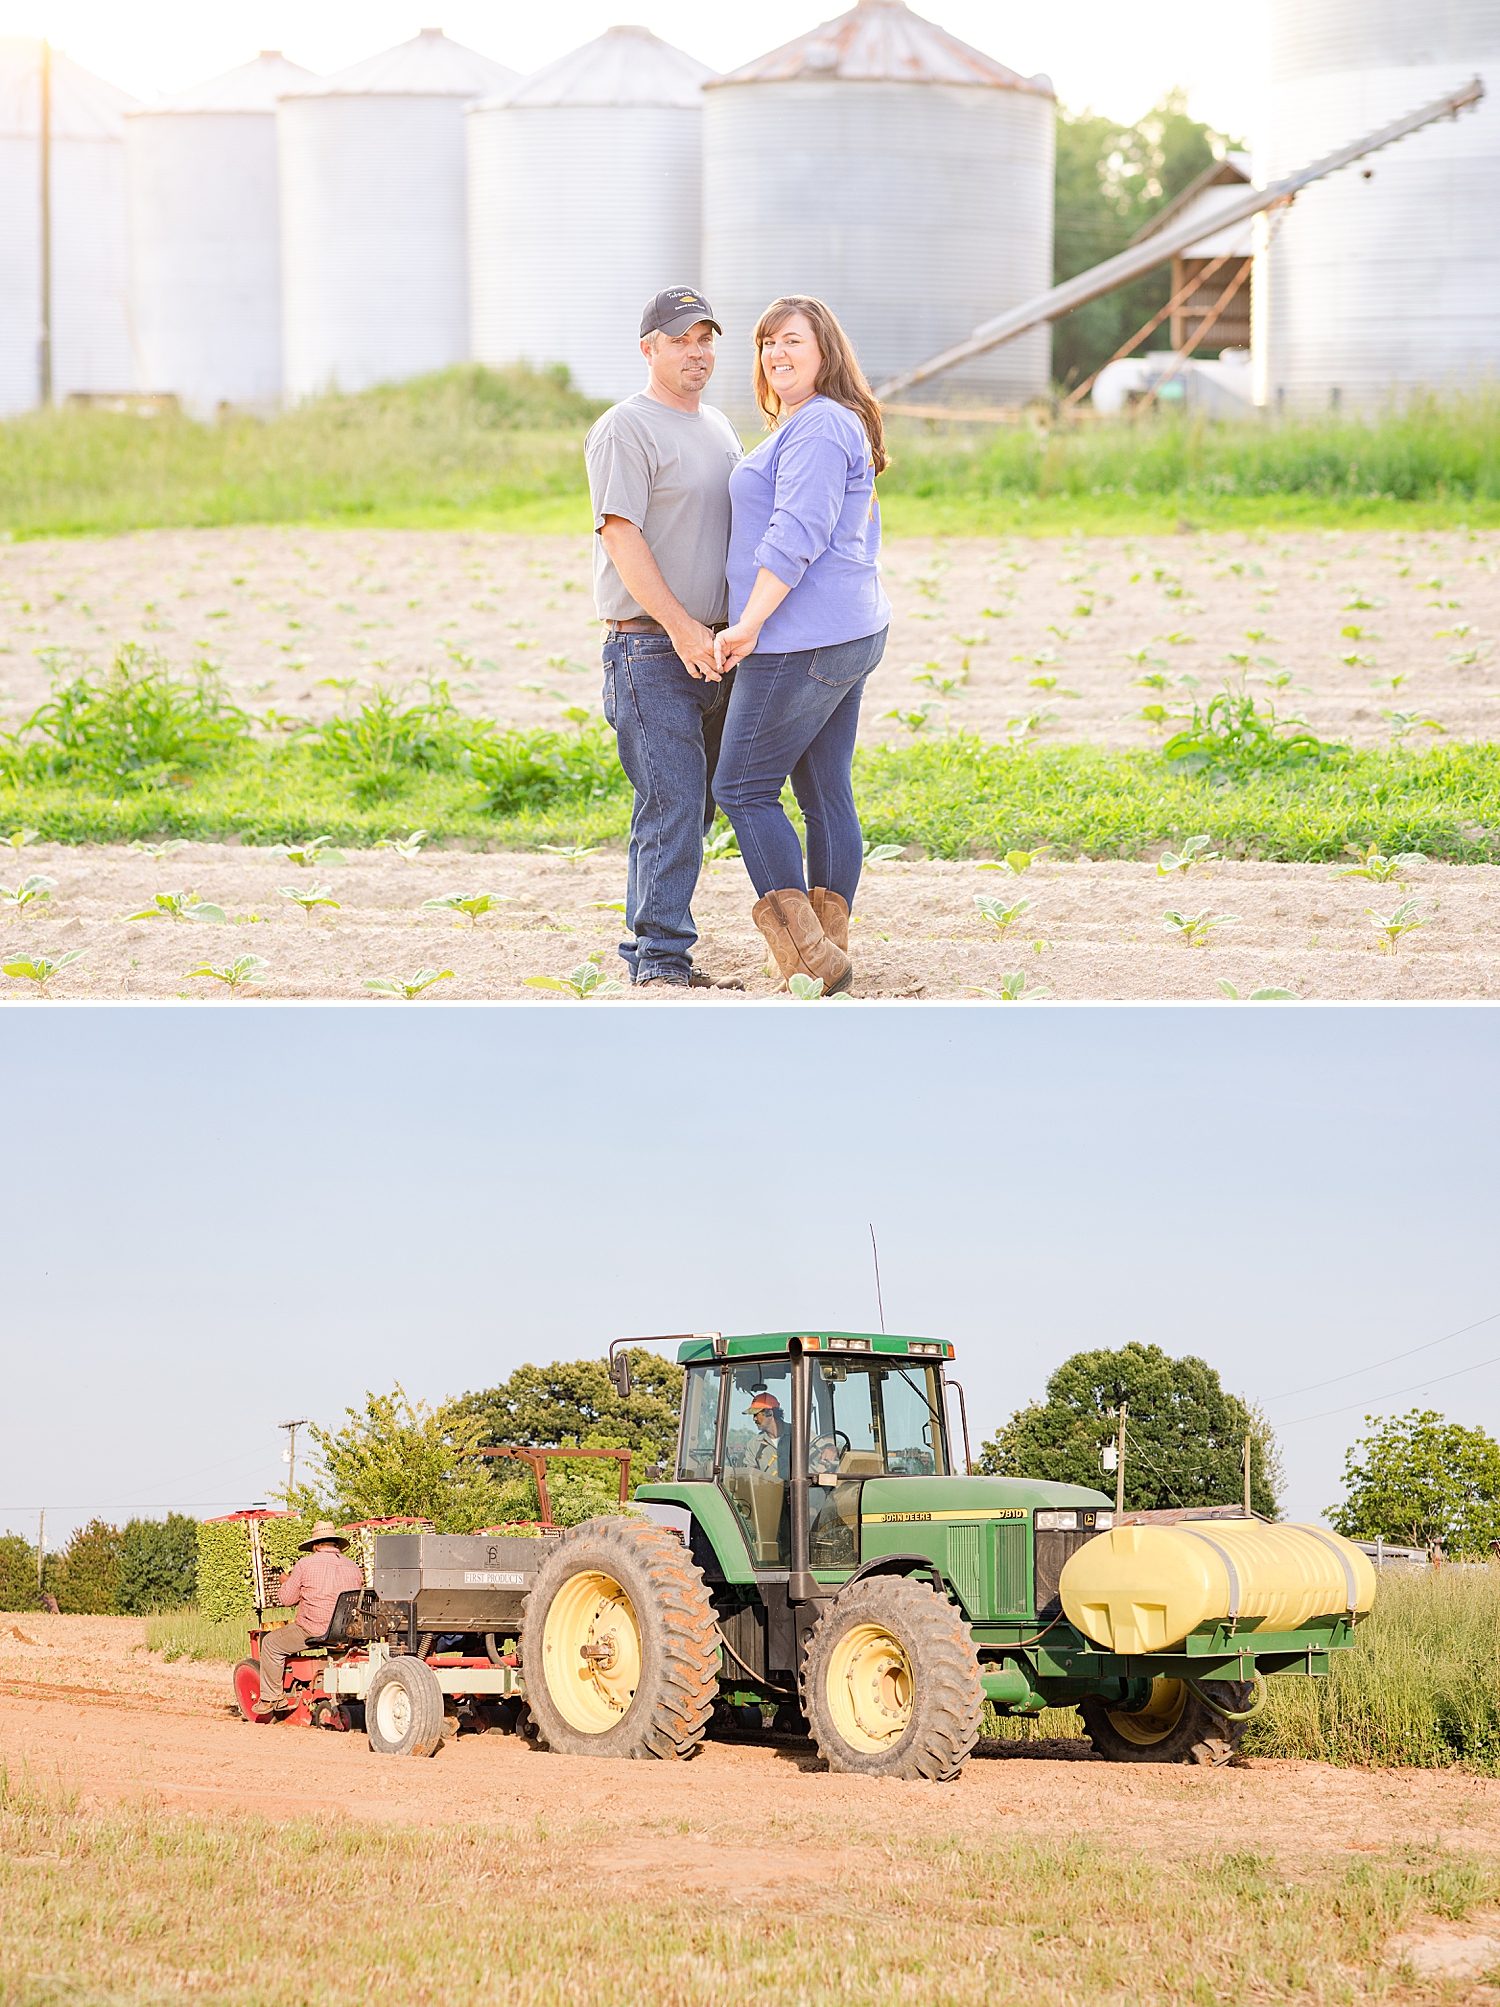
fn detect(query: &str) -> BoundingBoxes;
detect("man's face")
[643,321,716,398]
[753,1405,782,1440]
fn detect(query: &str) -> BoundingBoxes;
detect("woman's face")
[761,312,822,410]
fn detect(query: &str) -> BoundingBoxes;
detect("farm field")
[2,841,1498,1001]
[5,1614,1500,2004]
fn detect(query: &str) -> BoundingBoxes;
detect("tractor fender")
[833,1553,948,1598]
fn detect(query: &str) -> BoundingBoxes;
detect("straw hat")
[298,1521,351,1551]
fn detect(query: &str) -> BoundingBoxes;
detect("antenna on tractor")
[869,1224,886,1334]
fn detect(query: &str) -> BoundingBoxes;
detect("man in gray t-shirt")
[585,287,743,989]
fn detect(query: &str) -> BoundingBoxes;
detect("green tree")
[450,1351,685,1473]
[53,1519,125,1614]
[980,1341,1279,1516]
[116,1514,199,1613]
[1331,1409,1500,1556]
[0,1533,41,1612]
[1052,91,1240,389]
[284,1384,514,1535]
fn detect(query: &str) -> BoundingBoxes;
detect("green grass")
[142,1606,249,1664]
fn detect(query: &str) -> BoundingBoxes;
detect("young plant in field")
[120,890,228,923]
[967,971,1052,1001]
[863,841,906,864]
[977,845,1052,876]
[278,883,340,921]
[1156,835,1220,876]
[128,838,189,865]
[703,821,741,860]
[185,954,268,991]
[1028,675,1081,696]
[1005,709,1057,739]
[2,950,83,994]
[1162,910,1238,946]
[270,835,344,868]
[785,972,849,1000]
[974,893,1031,936]
[559,705,593,730]
[1367,899,1426,952]
[883,704,936,733]
[523,957,623,998]
[1336,843,1425,882]
[1,874,55,914]
[374,829,429,863]
[7,828,39,849]
[421,891,506,927]
[586,900,627,914]
[1382,709,1445,741]
[1217,980,1295,1000]
[537,841,601,866]
[364,968,456,999]
[911,663,967,695]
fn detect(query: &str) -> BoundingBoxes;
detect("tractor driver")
[747,1389,791,1476]
[255,1520,363,1717]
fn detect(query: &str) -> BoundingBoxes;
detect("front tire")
[519,1517,719,1760]
[366,1656,445,1758]
[803,1576,982,1781]
[1080,1678,1253,1766]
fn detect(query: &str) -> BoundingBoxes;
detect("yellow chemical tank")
[1059,1519,1377,1654]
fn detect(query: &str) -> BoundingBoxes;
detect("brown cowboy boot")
[809,888,850,953]
[752,889,853,996]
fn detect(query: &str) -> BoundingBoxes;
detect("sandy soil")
[4,842,1500,1001]
[1,525,1496,753]
[3,1615,1498,1869]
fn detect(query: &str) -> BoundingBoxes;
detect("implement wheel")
[1080,1678,1253,1767]
[803,1576,982,1782]
[520,1517,718,1760]
[232,1658,277,1724]
[367,1656,445,1758]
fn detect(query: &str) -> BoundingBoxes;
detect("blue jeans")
[711,628,888,904]
[602,630,733,982]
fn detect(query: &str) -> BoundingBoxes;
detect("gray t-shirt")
[585,392,743,625]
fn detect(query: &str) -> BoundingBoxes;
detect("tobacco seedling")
[864,842,906,864]
[1367,899,1426,952]
[2,950,83,994]
[1163,910,1237,946]
[1028,675,1081,696]
[270,836,344,868]
[523,957,623,998]
[1382,709,1445,741]
[883,704,936,733]
[1005,710,1057,738]
[967,971,1052,1001]
[1216,980,1296,999]
[120,890,228,923]
[421,891,506,927]
[185,954,268,990]
[703,822,741,861]
[977,845,1052,876]
[974,894,1031,936]
[128,837,190,865]
[911,664,968,696]
[1156,835,1220,876]
[1336,844,1425,882]
[587,899,627,914]
[277,882,341,922]
[364,968,456,999]
[538,842,602,866]
[1,875,55,914]
[375,829,429,863]
[7,828,39,849]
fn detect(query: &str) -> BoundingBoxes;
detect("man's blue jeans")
[711,628,888,905]
[602,630,733,983]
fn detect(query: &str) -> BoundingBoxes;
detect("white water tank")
[468,26,714,404]
[1256,1,1500,412]
[125,52,316,418]
[0,38,139,414]
[703,0,1054,416]
[278,28,518,400]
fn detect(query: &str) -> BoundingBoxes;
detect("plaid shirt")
[277,1548,364,1638]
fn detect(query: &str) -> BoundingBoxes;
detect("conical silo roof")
[483,23,713,110]
[713,0,1052,93]
[0,37,139,137]
[281,26,517,99]
[140,51,318,115]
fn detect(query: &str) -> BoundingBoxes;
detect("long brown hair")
[751,296,888,476]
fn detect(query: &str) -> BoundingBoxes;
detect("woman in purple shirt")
[712,296,891,997]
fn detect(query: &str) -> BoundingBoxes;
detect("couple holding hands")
[586,285,891,997]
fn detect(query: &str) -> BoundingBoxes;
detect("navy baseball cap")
[641,287,721,339]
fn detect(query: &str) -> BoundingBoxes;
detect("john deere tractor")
[516,1331,1375,1780]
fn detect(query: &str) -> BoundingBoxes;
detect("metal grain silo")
[468,26,714,404]
[703,0,1054,416]
[125,52,316,418]
[278,28,518,400]
[1256,0,1500,412]
[0,38,139,414]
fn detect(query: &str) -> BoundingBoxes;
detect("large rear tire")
[803,1576,982,1781]
[519,1517,719,1760]
[1080,1678,1253,1766]
[366,1656,445,1758]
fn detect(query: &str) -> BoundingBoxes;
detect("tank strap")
[1293,1524,1359,1616]
[1179,1528,1240,1620]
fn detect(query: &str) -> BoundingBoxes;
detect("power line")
[1279,1346,1500,1428]
[1263,1308,1500,1406]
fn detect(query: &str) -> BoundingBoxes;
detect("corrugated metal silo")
[278,28,518,400]
[0,38,139,415]
[702,0,1055,415]
[126,52,316,418]
[468,26,714,404]
[1256,0,1500,412]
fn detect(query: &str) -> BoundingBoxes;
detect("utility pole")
[279,1419,309,1494]
[1114,1399,1127,1517]
[39,39,52,408]
[37,1508,44,1592]
[1243,1434,1252,1516]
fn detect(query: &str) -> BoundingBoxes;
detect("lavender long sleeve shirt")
[727,396,892,653]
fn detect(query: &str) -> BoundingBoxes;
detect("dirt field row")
[2,525,1496,753]
[3,842,1498,1001]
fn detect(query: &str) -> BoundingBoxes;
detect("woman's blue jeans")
[712,628,888,904]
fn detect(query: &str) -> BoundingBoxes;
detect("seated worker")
[747,1389,791,1475]
[255,1520,363,1716]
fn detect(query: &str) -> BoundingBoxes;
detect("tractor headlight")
[1035,1510,1078,1531]
[1094,1512,1113,1530]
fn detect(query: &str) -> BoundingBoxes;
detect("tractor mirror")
[610,1354,631,1400]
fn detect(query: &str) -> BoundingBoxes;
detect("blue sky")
[1,1002,1496,1550]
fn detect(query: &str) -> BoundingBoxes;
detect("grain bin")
[278,28,518,400]
[1256,0,1500,413]
[468,26,714,404]
[703,0,1054,417]
[0,38,139,414]
[125,52,316,418]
